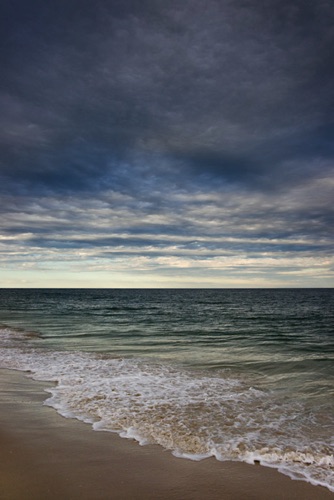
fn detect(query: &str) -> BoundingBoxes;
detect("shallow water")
[0,288,333,491]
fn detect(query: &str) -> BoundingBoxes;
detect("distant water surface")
[0,288,333,491]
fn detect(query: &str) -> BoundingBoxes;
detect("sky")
[1,0,333,288]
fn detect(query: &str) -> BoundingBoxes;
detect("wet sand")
[1,368,333,500]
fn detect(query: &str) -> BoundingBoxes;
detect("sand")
[0,368,333,500]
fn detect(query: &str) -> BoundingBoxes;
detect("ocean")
[0,288,333,492]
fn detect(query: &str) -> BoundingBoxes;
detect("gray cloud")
[1,0,333,191]
[0,0,333,286]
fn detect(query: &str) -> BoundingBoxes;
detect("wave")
[0,326,333,492]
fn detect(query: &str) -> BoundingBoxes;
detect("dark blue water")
[0,288,333,490]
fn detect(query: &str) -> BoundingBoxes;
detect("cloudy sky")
[1,0,333,287]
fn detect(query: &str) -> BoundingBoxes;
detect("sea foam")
[0,326,333,492]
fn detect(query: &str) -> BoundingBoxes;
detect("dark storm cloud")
[1,0,333,195]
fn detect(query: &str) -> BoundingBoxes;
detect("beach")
[1,368,333,500]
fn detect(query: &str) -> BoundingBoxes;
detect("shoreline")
[1,368,333,500]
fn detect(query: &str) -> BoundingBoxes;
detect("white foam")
[0,326,333,493]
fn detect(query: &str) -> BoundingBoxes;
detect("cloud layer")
[1,0,333,286]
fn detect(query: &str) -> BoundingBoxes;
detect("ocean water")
[0,288,333,491]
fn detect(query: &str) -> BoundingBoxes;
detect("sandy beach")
[0,368,333,500]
